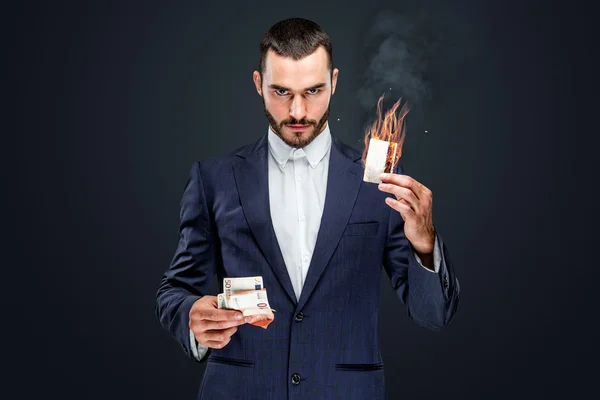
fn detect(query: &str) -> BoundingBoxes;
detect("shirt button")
[299,215,305,222]
[296,175,302,182]
[291,373,301,385]
[295,312,304,322]
[303,255,309,263]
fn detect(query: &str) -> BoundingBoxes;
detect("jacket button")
[295,312,304,322]
[443,276,449,288]
[291,373,301,385]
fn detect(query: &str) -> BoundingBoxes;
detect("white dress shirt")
[190,122,441,360]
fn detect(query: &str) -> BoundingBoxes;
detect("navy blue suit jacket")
[156,132,460,399]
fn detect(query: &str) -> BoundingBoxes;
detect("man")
[156,17,459,399]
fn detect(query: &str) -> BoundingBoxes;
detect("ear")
[253,71,262,97]
[331,68,339,95]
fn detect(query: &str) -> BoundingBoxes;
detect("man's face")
[253,46,339,148]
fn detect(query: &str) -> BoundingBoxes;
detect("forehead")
[263,46,329,87]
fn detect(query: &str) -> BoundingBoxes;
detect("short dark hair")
[258,18,333,78]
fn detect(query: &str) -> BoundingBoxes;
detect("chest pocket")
[342,222,379,237]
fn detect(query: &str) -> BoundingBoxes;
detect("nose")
[289,95,307,122]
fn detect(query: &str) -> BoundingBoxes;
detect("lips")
[286,124,311,131]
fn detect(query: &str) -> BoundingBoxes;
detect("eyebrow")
[268,82,327,91]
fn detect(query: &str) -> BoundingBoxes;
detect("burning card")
[363,139,400,183]
[362,95,409,184]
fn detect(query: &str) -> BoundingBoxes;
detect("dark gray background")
[9,0,596,399]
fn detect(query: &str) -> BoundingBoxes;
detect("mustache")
[280,118,316,127]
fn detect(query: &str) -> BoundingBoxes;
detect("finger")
[198,308,245,322]
[201,326,239,342]
[385,197,414,219]
[379,173,425,200]
[378,184,419,212]
[204,337,231,349]
[201,317,251,331]
[395,187,419,212]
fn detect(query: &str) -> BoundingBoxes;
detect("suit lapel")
[296,135,363,311]
[232,134,298,306]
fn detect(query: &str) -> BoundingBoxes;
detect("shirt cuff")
[413,234,441,273]
[189,328,209,361]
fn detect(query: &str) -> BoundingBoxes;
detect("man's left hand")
[378,172,435,256]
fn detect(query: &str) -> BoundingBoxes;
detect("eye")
[275,89,289,96]
[307,88,320,95]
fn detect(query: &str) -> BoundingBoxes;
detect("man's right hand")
[189,296,251,349]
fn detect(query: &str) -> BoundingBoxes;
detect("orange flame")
[361,94,410,173]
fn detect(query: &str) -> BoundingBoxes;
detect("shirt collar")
[267,123,332,169]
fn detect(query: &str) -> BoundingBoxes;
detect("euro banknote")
[218,276,274,329]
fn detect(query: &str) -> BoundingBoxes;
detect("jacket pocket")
[335,363,384,371]
[342,222,379,237]
[208,355,254,368]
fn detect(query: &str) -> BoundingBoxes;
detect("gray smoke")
[356,9,438,112]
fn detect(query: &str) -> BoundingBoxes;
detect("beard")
[262,99,331,148]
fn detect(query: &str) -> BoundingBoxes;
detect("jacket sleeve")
[155,161,218,362]
[382,168,460,331]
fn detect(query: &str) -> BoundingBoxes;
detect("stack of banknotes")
[217,276,275,329]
